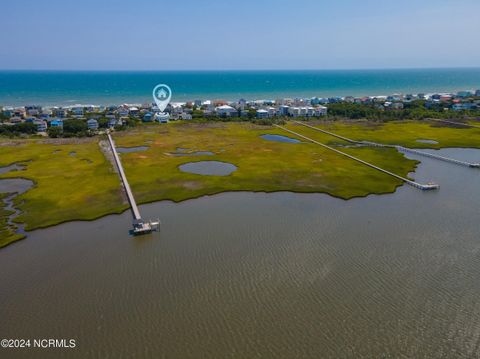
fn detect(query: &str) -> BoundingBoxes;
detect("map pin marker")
[152,84,172,113]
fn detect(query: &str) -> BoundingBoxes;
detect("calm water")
[116,146,149,153]
[178,161,237,176]
[1,69,480,106]
[261,134,302,143]
[1,148,480,358]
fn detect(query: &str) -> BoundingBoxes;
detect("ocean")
[1,68,480,107]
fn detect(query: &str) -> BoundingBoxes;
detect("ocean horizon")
[1,68,480,107]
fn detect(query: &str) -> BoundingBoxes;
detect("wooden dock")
[107,132,159,234]
[294,121,480,168]
[427,118,480,129]
[275,125,439,191]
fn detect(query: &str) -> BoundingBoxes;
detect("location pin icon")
[152,84,172,112]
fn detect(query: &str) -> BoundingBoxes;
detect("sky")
[1,0,480,70]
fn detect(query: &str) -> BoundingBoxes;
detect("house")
[315,106,328,116]
[9,117,23,124]
[256,109,269,119]
[54,108,68,118]
[288,107,301,117]
[71,106,84,117]
[143,112,153,122]
[457,91,472,98]
[25,105,41,116]
[215,105,237,117]
[475,90,480,97]
[108,118,118,128]
[13,108,26,118]
[177,112,192,120]
[155,112,170,123]
[278,105,290,116]
[34,119,47,132]
[237,99,247,110]
[50,119,63,128]
[129,107,139,116]
[452,103,477,111]
[87,119,99,130]
[117,108,129,117]
[2,107,14,118]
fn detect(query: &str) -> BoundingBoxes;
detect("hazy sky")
[1,0,479,70]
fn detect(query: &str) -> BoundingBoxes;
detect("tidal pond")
[261,134,301,143]
[178,161,237,176]
[116,146,149,153]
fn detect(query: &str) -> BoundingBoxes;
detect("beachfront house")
[215,105,237,117]
[53,108,68,118]
[71,106,84,117]
[87,119,99,130]
[457,91,473,98]
[25,105,42,116]
[2,107,14,118]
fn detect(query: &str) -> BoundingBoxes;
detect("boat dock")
[294,121,480,168]
[107,132,159,235]
[275,125,439,191]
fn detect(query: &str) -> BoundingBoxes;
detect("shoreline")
[1,119,479,248]
[2,183,409,250]
[1,68,480,107]
[1,84,478,108]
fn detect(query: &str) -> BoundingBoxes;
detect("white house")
[315,106,328,116]
[155,112,170,123]
[215,105,237,117]
[256,109,269,119]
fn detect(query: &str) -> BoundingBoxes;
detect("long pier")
[427,118,480,129]
[274,125,439,190]
[294,121,480,168]
[107,132,159,234]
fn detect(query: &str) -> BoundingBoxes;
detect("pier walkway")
[294,121,480,168]
[107,132,158,234]
[427,118,480,129]
[275,125,439,190]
